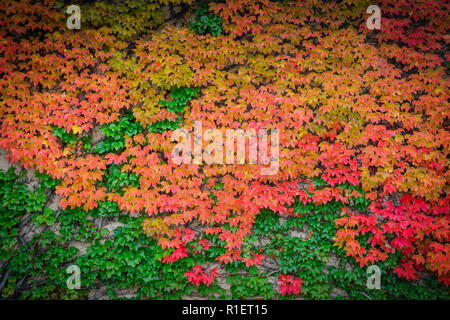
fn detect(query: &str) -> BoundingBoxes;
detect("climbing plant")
[0,0,448,299]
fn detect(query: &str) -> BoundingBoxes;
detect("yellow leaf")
[72,125,82,134]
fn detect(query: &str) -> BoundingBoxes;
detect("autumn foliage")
[0,0,448,297]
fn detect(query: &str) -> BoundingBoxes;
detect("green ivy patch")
[190,1,223,36]
[96,111,143,154]
[160,86,200,114]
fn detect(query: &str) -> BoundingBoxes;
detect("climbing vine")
[0,0,448,299]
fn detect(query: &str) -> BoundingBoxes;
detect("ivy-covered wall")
[0,0,448,299]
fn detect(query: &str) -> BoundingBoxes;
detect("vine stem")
[266,268,281,277]
[0,270,10,293]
